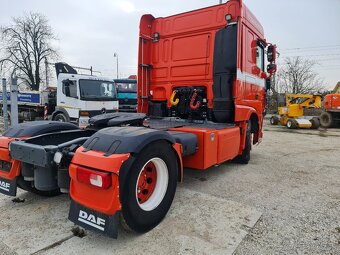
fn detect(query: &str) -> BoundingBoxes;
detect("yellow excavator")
[270,94,322,129]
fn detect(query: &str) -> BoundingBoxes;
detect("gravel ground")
[0,119,339,254]
[183,123,340,255]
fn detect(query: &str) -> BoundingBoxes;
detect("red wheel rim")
[137,161,157,204]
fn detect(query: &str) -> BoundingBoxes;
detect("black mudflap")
[0,177,17,196]
[68,200,119,238]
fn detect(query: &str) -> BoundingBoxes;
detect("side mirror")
[267,45,276,62]
[267,63,277,74]
[265,78,271,91]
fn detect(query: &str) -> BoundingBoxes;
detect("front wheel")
[53,113,68,122]
[270,116,279,125]
[119,141,178,233]
[287,119,298,129]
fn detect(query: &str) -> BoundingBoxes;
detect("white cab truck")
[51,63,119,126]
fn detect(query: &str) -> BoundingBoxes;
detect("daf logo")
[78,210,106,231]
[101,108,106,114]
[0,181,10,192]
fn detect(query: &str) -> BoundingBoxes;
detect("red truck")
[4,0,276,238]
[320,92,340,128]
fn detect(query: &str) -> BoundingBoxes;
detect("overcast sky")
[0,0,339,89]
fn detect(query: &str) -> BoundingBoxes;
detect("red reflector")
[77,166,112,189]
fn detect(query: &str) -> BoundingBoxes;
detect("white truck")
[52,63,118,126]
[1,63,119,126]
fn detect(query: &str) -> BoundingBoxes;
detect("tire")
[16,176,61,197]
[310,118,320,129]
[119,140,178,233]
[286,119,297,129]
[320,111,333,128]
[234,122,251,164]
[270,116,279,125]
[53,113,68,122]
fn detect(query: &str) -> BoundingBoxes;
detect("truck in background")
[0,63,119,127]
[4,0,277,238]
[320,82,340,128]
[115,76,137,112]
[52,63,118,126]
[0,87,56,122]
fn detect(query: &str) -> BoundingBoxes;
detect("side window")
[69,81,77,97]
[256,45,264,71]
[62,80,78,98]
[247,30,255,64]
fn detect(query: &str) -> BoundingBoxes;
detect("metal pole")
[117,55,119,79]
[10,77,18,127]
[219,0,222,4]
[2,78,8,130]
[114,53,119,79]
[45,57,48,88]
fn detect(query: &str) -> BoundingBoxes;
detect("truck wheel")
[286,119,297,129]
[120,141,178,233]
[310,117,320,129]
[54,113,68,122]
[320,111,333,128]
[233,122,251,164]
[270,116,279,125]
[16,176,61,197]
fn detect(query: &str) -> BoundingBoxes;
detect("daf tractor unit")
[2,0,277,238]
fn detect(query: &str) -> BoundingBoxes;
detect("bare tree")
[277,57,325,94]
[0,12,57,91]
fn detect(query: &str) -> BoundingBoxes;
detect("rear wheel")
[320,111,333,128]
[310,117,320,129]
[16,176,61,197]
[120,141,178,233]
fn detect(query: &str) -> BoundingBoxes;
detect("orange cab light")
[76,166,112,189]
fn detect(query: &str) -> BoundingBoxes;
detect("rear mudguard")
[68,126,184,238]
[0,137,21,196]
[69,127,179,214]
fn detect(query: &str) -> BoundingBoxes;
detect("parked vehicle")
[116,78,137,112]
[0,63,119,126]
[320,82,340,128]
[270,94,322,129]
[53,63,119,126]
[0,87,56,122]
[4,0,277,238]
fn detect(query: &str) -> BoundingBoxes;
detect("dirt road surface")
[0,121,339,254]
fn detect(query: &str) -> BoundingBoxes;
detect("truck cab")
[115,78,137,112]
[52,69,119,126]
